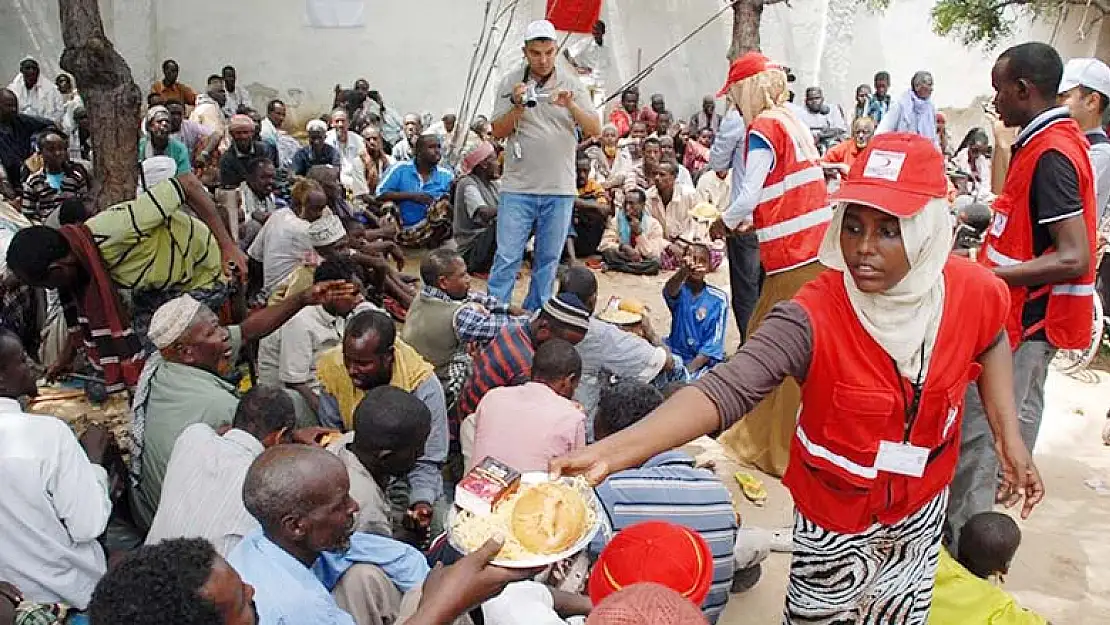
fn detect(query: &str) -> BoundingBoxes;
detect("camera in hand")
[524,84,551,108]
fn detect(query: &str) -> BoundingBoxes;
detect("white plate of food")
[448,472,602,568]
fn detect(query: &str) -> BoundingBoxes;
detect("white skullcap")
[148,294,203,349]
[443,109,457,117]
[306,119,328,133]
[308,213,346,247]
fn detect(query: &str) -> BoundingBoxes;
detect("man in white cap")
[426,109,458,144]
[489,19,601,311]
[292,119,341,176]
[127,279,356,531]
[1058,57,1110,221]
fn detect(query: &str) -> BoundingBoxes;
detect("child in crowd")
[663,244,728,378]
[929,512,1047,624]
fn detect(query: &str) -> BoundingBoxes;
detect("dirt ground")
[32,252,1110,623]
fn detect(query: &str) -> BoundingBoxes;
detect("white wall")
[2,0,1105,129]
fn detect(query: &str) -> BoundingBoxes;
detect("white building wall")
[1,0,1104,129]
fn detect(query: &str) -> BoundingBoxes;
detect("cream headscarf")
[728,68,821,164]
[817,197,954,379]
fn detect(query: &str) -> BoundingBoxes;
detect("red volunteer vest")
[747,114,831,274]
[980,116,1097,350]
[785,257,1009,534]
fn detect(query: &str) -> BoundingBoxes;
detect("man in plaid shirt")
[402,249,528,417]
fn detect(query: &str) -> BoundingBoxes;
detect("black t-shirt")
[1021,149,1084,339]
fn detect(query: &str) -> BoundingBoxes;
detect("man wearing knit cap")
[488,19,601,311]
[457,292,591,418]
[127,279,356,531]
[293,119,341,176]
[220,113,278,188]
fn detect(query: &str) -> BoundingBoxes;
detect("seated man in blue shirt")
[376,133,454,249]
[589,377,748,624]
[663,243,728,378]
[228,444,429,625]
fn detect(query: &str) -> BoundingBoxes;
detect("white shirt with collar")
[144,424,265,557]
[0,397,110,609]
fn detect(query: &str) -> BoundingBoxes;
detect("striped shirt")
[87,178,223,292]
[590,451,737,623]
[20,161,90,221]
[457,323,534,418]
[144,424,262,557]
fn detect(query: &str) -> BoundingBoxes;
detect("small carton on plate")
[455,457,521,516]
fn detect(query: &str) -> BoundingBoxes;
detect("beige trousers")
[332,564,403,625]
[717,261,825,477]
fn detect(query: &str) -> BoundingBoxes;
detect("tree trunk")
[728,0,765,60]
[58,0,141,210]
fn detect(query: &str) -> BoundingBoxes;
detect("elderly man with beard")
[221,114,279,188]
[139,106,192,176]
[453,141,501,273]
[127,280,356,532]
[229,445,429,625]
[315,310,449,545]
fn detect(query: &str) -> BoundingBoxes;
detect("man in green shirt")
[6,172,247,385]
[128,278,355,530]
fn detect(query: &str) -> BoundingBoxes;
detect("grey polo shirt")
[493,61,591,196]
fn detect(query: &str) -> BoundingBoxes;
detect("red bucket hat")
[716,51,771,97]
[830,132,948,218]
[588,521,714,607]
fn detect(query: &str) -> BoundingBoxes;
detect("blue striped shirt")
[590,451,737,623]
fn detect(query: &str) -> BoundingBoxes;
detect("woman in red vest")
[712,52,833,478]
[553,133,1043,624]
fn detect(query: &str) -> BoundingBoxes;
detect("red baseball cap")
[588,521,714,607]
[717,52,771,97]
[830,132,948,218]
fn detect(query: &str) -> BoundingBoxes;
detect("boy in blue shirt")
[664,243,728,378]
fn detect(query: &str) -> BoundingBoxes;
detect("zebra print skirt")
[783,489,948,625]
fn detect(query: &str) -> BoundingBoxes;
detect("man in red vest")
[948,42,1097,550]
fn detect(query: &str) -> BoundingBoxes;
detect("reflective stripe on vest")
[758,165,825,204]
[1053,283,1096,296]
[756,204,833,244]
[984,244,1022,267]
[795,425,878,480]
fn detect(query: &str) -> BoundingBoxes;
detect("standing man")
[220,65,251,117]
[877,71,939,149]
[150,59,197,107]
[1058,57,1110,220]
[489,19,601,311]
[0,88,55,197]
[708,83,761,342]
[948,42,1096,549]
[868,70,892,123]
[564,20,610,111]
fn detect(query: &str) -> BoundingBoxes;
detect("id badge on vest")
[875,441,928,478]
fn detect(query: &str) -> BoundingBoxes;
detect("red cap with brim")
[716,52,771,97]
[588,521,714,608]
[830,132,948,218]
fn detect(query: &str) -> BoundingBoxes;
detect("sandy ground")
[34,252,1110,623]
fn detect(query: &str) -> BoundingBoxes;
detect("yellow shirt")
[928,549,1047,625]
[315,339,435,430]
[87,179,224,293]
